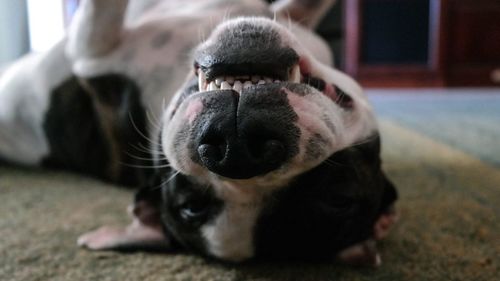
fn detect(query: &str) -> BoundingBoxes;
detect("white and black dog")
[0,0,397,265]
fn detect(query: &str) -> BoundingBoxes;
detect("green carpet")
[1,95,499,280]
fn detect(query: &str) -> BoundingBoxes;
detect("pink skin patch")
[337,239,381,267]
[285,89,325,135]
[373,205,399,240]
[297,57,337,102]
[77,220,167,250]
[184,99,204,124]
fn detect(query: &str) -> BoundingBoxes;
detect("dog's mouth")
[195,62,330,95]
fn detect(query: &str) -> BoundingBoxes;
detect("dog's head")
[155,17,388,262]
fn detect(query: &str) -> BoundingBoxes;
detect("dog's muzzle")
[193,85,300,179]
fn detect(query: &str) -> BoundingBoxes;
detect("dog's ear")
[78,183,171,252]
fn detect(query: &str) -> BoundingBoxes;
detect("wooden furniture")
[344,0,500,87]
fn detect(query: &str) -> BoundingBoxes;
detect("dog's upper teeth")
[264,77,273,83]
[258,80,265,85]
[251,75,260,83]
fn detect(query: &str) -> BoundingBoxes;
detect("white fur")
[0,41,71,164]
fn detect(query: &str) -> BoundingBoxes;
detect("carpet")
[1,90,499,280]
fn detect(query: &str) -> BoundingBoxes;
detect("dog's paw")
[77,222,169,251]
[373,205,399,240]
[337,239,381,267]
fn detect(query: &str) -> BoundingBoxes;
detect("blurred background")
[1,0,499,88]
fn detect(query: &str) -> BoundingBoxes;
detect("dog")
[0,0,398,265]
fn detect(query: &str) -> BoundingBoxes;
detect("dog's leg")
[78,185,171,251]
[271,0,337,29]
[336,239,382,267]
[66,0,129,61]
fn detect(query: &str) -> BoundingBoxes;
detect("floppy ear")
[78,182,171,252]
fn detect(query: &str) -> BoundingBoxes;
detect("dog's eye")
[179,200,207,222]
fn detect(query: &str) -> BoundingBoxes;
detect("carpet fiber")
[1,91,499,280]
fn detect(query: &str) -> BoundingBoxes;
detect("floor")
[1,88,499,281]
[368,88,500,167]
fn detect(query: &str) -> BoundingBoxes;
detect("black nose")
[197,125,287,179]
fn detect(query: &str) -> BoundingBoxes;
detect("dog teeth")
[233,80,243,93]
[198,69,207,92]
[208,81,218,91]
[290,65,301,83]
[221,81,231,90]
[198,71,297,94]
[215,77,223,86]
[243,81,253,89]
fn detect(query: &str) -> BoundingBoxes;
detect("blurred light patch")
[27,0,65,52]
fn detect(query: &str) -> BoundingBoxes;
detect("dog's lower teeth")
[243,81,252,89]
[199,73,290,93]
[215,78,223,86]
[209,82,218,91]
[233,81,242,92]
[290,65,301,83]
[221,81,231,89]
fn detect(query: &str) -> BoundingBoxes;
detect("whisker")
[129,143,163,155]
[146,110,162,132]
[119,162,171,169]
[124,151,166,162]
[128,112,161,146]
[348,135,378,148]
[324,158,344,167]
[152,170,181,190]
[138,142,163,154]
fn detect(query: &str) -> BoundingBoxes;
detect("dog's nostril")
[198,133,227,164]
[198,143,225,164]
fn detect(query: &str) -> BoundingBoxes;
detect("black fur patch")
[42,76,111,180]
[160,172,224,256]
[42,74,150,186]
[254,135,397,260]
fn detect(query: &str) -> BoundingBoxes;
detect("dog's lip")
[196,64,301,94]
